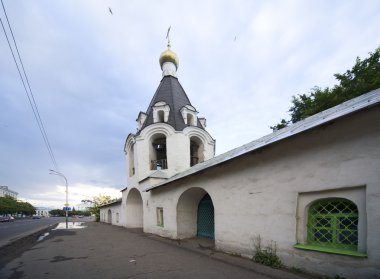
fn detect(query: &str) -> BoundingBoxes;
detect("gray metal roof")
[99,198,122,208]
[145,88,380,192]
[139,76,204,132]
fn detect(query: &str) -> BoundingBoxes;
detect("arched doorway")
[107,209,112,224]
[126,188,143,228]
[197,194,214,239]
[177,188,215,239]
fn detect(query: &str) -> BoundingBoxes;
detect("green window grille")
[307,198,358,251]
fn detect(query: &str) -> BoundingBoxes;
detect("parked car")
[0,216,15,222]
[32,215,41,219]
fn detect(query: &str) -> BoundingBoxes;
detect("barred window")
[307,198,358,250]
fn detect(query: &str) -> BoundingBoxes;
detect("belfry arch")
[176,187,215,239]
[150,133,167,170]
[128,143,135,176]
[126,188,143,228]
[190,136,204,166]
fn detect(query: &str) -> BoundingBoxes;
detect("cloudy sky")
[1,0,379,209]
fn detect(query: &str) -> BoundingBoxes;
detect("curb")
[0,223,59,270]
[0,222,58,249]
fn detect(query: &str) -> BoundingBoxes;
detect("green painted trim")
[294,244,367,258]
[307,198,359,247]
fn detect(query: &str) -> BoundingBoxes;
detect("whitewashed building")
[100,198,122,224]
[0,186,18,199]
[35,207,51,217]
[100,44,380,278]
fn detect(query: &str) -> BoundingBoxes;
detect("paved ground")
[0,221,313,279]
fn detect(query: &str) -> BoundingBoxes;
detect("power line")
[1,0,59,171]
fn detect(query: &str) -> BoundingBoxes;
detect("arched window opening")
[190,140,199,166]
[307,198,358,251]
[190,137,204,167]
[157,110,165,123]
[153,102,170,124]
[107,209,112,224]
[180,105,198,126]
[187,113,194,126]
[150,135,167,170]
[129,144,135,177]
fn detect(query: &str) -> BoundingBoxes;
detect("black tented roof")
[140,76,204,132]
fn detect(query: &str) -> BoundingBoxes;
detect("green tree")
[89,194,113,222]
[271,47,380,131]
[0,196,35,215]
[67,209,91,217]
[49,209,66,217]
[0,196,17,214]
[17,201,36,215]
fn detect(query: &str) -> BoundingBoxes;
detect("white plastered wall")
[99,203,122,226]
[143,107,380,279]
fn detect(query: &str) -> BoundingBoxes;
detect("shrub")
[252,235,282,268]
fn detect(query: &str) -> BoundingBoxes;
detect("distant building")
[0,186,18,199]
[35,207,51,217]
[76,201,92,212]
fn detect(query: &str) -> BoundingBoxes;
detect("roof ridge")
[168,76,176,130]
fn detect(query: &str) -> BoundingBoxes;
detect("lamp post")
[49,169,68,229]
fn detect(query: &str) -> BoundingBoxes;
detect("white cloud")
[1,0,379,207]
[19,182,121,209]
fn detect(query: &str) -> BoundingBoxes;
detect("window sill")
[294,244,367,258]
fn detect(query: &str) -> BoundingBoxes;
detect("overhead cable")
[1,0,59,171]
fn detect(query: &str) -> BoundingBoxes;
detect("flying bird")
[109,7,113,15]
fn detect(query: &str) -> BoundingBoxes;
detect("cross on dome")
[159,27,179,77]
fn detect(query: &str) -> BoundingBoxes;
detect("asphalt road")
[0,217,65,247]
[0,221,310,279]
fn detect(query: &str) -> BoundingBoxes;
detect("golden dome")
[159,48,179,69]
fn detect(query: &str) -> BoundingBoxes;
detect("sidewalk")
[0,221,315,279]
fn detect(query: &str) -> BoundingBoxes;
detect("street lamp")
[49,169,68,229]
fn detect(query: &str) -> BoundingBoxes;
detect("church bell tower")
[124,38,215,190]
